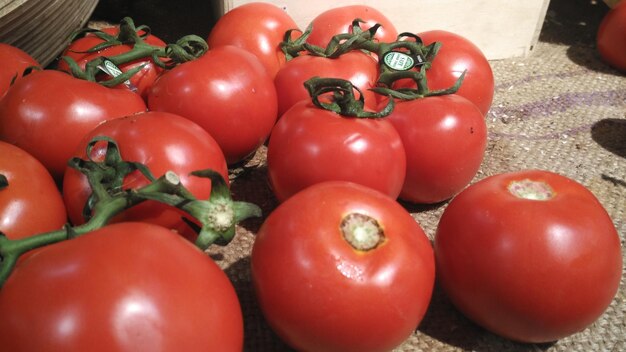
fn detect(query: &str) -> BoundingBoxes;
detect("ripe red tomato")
[386,94,487,204]
[597,1,626,71]
[57,26,167,99]
[0,222,243,351]
[251,181,435,352]
[434,170,623,343]
[397,30,494,116]
[0,70,147,181]
[306,5,398,48]
[274,51,379,117]
[62,111,228,241]
[148,45,278,165]
[0,43,39,98]
[0,141,67,240]
[208,2,299,78]
[267,99,406,202]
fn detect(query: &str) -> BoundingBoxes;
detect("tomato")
[597,1,626,71]
[148,45,278,165]
[386,94,487,204]
[306,5,398,48]
[0,70,147,181]
[62,111,228,241]
[208,2,299,78]
[56,26,167,99]
[434,170,623,343]
[396,30,494,116]
[251,181,435,352]
[267,99,406,202]
[0,43,39,98]
[0,222,243,351]
[0,141,66,240]
[274,50,379,117]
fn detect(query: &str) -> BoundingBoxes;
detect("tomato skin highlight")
[0,141,67,240]
[0,70,147,181]
[386,94,487,204]
[62,111,228,241]
[147,46,278,165]
[267,100,406,202]
[306,5,398,48]
[0,222,244,351]
[597,1,626,71]
[0,43,39,98]
[434,170,623,343]
[207,2,299,78]
[251,181,435,352]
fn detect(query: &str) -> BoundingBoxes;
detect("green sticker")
[383,52,415,71]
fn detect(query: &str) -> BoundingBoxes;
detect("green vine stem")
[62,17,208,86]
[304,77,394,118]
[281,21,466,100]
[0,137,261,288]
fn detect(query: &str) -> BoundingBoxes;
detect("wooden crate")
[216,0,551,60]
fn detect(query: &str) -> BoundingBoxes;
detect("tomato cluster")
[0,2,622,351]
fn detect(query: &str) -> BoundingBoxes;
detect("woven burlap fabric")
[202,0,625,351]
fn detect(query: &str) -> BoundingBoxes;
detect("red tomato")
[251,181,435,352]
[0,222,243,351]
[386,94,487,204]
[274,51,379,117]
[0,70,147,181]
[306,5,398,48]
[148,46,278,165]
[0,43,39,98]
[0,141,66,240]
[396,30,494,116]
[208,2,299,78]
[267,99,406,202]
[57,26,167,99]
[434,170,623,343]
[597,1,626,71]
[62,111,228,241]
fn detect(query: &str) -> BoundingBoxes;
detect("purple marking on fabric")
[489,123,596,141]
[489,90,626,120]
[494,69,591,92]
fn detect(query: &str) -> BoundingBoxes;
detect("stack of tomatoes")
[0,3,622,352]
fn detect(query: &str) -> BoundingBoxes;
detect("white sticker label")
[383,52,415,71]
[97,58,135,90]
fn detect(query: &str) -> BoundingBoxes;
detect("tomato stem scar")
[340,213,385,251]
[507,179,555,201]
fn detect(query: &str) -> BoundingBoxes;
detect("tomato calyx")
[62,17,208,87]
[304,77,394,118]
[0,174,7,190]
[340,212,385,251]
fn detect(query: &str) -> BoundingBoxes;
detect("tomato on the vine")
[62,111,228,241]
[251,181,435,352]
[148,45,278,165]
[0,70,147,181]
[56,26,167,99]
[396,30,494,116]
[0,43,39,98]
[274,50,379,117]
[207,2,299,78]
[306,5,398,48]
[0,141,67,240]
[386,94,487,204]
[267,99,406,202]
[0,222,244,351]
[597,1,626,71]
[434,170,622,343]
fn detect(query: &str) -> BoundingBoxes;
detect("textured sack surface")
[205,0,626,350]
